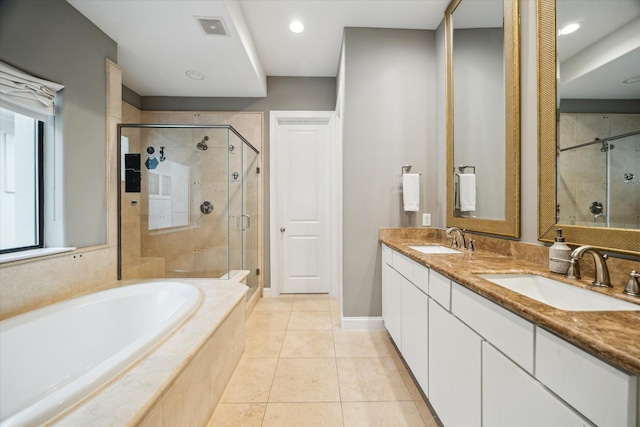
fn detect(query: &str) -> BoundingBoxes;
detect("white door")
[272,114,334,294]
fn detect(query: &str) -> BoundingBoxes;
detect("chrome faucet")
[446,227,466,249]
[570,246,611,287]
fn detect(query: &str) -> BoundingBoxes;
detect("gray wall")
[453,28,505,219]
[341,28,436,317]
[0,0,117,248]
[135,76,337,287]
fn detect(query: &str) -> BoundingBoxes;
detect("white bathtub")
[0,282,201,427]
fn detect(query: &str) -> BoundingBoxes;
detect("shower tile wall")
[121,107,263,286]
[558,113,640,228]
[121,103,165,279]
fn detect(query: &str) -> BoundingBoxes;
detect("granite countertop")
[380,231,640,376]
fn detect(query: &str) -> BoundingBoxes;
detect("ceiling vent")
[195,17,229,37]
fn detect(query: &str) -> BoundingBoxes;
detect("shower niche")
[557,113,640,229]
[118,124,261,298]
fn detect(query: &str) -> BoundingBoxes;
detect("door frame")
[268,111,341,298]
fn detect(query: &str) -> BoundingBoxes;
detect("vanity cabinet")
[482,342,587,427]
[452,281,534,373]
[401,277,428,393]
[380,244,638,427]
[381,244,428,392]
[381,252,402,347]
[536,328,638,427]
[429,298,482,427]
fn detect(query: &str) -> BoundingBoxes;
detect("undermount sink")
[408,245,462,255]
[477,273,640,312]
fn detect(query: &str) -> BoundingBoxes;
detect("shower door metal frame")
[116,123,259,281]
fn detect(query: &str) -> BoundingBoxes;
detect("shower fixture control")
[200,201,213,214]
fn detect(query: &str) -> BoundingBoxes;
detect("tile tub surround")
[380,228,640,375]
[47,279,247,427]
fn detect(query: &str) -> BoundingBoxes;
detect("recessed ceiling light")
[559,23,580,36]
[623,74,640,84]
[185,70,205,80]
[289,20,304,34]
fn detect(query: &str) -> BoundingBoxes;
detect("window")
[0,106,44,253]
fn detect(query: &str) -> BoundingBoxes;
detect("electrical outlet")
[422,213,431,227]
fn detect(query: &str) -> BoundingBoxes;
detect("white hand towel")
[402,173,420,212]
[458,173,476,212]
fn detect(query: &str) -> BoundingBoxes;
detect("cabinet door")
[401,278,428,395]
[483,342,588,427]
[536,328,638,427]
[428,299,482,427]
[382,262,402,347]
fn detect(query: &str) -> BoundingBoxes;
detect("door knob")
[280,227,286,232]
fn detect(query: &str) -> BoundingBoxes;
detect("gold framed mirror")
[537,0,640,255]
[445,0,521,237]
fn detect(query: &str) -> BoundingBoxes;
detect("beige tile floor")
[208,294,440,427]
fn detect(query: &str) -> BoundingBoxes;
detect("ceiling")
[556,1,640,99]
[67,0,450,97]
[67,0,640,100]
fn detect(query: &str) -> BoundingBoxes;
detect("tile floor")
[207,294,440,427]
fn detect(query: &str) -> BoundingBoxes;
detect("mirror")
[538,0,640,255]
[446,0,521,237]
[556,1,640,230]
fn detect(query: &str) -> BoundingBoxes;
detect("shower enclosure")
[117,124,260,298]
[557,113,639,229]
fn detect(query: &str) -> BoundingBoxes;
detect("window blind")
[0,61,64,119]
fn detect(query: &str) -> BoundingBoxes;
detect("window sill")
[0,247,76,264]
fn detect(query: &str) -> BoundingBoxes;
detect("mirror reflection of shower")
[196,136,209,151]
[590,201,606,224]
[557,114,640,229]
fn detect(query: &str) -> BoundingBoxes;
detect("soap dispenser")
[549,229,571,274]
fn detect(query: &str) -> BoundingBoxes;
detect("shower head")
[196,136,209,151]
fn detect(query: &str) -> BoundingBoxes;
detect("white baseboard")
[340,316,385,330]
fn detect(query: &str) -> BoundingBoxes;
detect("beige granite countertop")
[379,228,640,376]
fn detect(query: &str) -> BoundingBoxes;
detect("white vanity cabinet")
[381,245,428,393]
[401,275,428,393]
[452,281,534,373]
[482,342,588,427]
[381,248,402,347]
[380,244,638,427]
[429,298,482,427]
[536,328,638,427]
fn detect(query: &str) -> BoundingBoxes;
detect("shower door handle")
[237,214,251,230]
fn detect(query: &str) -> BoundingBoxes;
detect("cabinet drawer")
[412,262,429,295]
[452,282,534,372]
[392,250,414,280]
[429,270,451,310]
[536,328,638,427]
[382,244,393,266]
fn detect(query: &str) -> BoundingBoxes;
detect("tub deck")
[48,278,247,426]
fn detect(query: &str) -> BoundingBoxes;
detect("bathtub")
[0,281,201,427]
